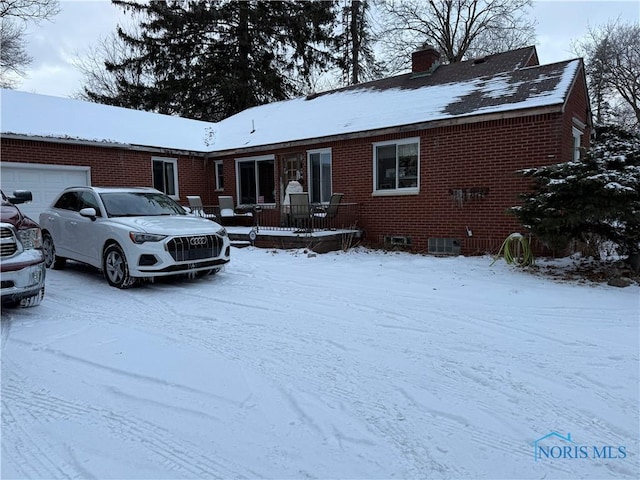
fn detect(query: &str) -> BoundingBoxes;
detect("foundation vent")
[428,238,461,255]
[384,235,412,247]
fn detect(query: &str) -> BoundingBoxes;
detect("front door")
[280,153,304,203]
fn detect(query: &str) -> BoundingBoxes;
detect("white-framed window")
[307,148,332,203]
[152,156,179,198]
[572,126,583,161]
[214,160,224,191]
[235,155,275,205]
[373,138,420,195]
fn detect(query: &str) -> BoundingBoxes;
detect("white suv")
[40,187,230,288]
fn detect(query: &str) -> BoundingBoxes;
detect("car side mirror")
[79,207,97,220]
[8,190,33,205]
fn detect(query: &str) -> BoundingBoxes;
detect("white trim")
[372,189,420,197]
[572,126,583,161]
[372,137,420,194]
[234,154,276,206]
[572,117,587,130]
[235,154,275,162]
[306,147,332,155]
[151,156,179,199]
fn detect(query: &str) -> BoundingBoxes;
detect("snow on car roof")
[60,186,162,194]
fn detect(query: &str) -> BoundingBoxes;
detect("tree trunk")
[350,0,361,84]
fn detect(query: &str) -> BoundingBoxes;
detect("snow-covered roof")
[1,48,581,155]
[0,89,215,152]
[211,58,580,152]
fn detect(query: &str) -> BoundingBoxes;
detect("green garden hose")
[491,233,535,267]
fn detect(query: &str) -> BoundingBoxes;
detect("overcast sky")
[12,0,640,99]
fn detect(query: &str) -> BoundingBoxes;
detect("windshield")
[100,192,187,217]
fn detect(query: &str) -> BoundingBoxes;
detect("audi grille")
[166,234,223,262]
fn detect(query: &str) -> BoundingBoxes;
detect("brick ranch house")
[1,45,590,255]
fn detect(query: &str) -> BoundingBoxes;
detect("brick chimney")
[412,45,441,74]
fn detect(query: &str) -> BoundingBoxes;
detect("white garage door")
[1,162,91,221]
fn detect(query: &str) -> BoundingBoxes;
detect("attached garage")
[1,90,215,214]
[0,162,90,221]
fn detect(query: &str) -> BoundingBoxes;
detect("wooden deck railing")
[186,202,360,232]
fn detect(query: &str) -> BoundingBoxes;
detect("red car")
[0,190,46,307]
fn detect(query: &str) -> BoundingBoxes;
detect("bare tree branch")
[72,30,151,102]
[574,20,640,129]
[0,18,30,86]
[0,0,59,21]
[0,0,59,87]
[379,0,535,72]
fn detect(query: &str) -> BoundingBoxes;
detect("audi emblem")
[189,236,208,246]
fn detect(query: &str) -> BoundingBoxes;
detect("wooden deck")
[225,226,363,253]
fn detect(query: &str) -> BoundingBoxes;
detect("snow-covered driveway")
[2,247,638,479]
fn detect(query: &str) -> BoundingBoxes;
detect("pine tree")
[335,0,383,85]
[512,125,640,258]
[84,0,337,121]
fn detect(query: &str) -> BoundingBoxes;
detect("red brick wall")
[0,139,211,203]
[328,115,567,254]
[213,114,585,254]
[213,68,591,255]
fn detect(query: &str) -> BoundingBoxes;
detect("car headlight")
[18,227,43,249]
[129,232,168,244]
[216,227,228,237]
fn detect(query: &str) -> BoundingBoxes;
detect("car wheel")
[2,298,19,308]
[43,232,66,269]
[103,244,137,289]
[19,287,45,308]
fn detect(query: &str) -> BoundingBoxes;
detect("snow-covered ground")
[2,247,638,479]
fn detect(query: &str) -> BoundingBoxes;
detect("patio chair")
[218,196,253,226]
[289,192,312,231]
[313,193,343,228]
[186,195,217,220]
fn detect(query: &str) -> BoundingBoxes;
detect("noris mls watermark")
[532,432,627,461]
